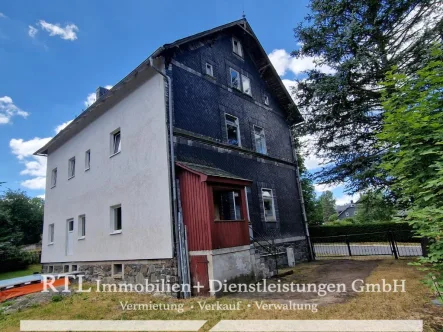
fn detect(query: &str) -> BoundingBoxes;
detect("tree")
[319,191,336,223]
[354,191,395,223]
[378,44,443,292]
[0,189,44,245]
[293,0,443,194]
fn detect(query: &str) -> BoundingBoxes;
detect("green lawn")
[0,264,41,281]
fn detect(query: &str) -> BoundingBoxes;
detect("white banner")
[209,320,423,332]
[20,320,207,331]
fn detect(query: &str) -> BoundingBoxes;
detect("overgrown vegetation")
[0,189,44,273]
[378,44,443,293]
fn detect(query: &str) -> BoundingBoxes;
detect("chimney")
[96,86,110,100]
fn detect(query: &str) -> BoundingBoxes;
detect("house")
[34,18,311,296]
[337,200,358,220]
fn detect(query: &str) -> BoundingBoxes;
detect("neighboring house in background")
[337,200,358,220]
[34,18,310,296]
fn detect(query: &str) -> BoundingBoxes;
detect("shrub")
[0,243,34,273]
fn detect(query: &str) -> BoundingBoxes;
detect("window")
[48,223,55,244]
[205,63,214,77]
[241,75,252,96]
[111,129,121,156]
[230,68,240,90]
[264,95,269,105]
[71,265,78,272]
[262,189,277,222]
[63,265,69,273]
[78,215,86,238]
[232,38,243,57]
[68,157,75,179]
[112,263,123,278]
[51,168,57,188]
[213,189,243,221]
[68,219,74,231]
[111,205,122,233]
[345,212,349,217]
[225,114,241,146]
[85,150,90,170]
[48,266,54,273]
[253,126,267,154]
[354,211,358,215]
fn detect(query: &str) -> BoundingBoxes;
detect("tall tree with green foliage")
[319,191,336,223]
[378,44,443,291]
[0,189,44,245]
[293,0,442,194]
[354,191,395,223]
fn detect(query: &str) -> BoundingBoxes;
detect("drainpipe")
[290,124,314,262]
[149,57,184,295]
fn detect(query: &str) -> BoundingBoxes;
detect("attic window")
[232,38,243,57]
[205,63,214,77]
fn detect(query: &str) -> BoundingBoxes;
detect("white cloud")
[28,25,38,38]
[0,96,29,124]
[335,193,361,206]
[0,12,7,19]
[10,119,72,190]
[268,49,335,77]
[55,119,73,134]
[84,85,113,107]
[38,20,78,41]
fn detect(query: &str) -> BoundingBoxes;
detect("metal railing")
[310,230,423,259]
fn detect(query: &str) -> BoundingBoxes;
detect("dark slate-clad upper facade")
[162,19,306,239]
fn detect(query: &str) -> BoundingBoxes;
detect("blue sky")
[0,0,354,204]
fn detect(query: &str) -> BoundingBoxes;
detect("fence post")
[389,232,399,259]
[345,235,352,257]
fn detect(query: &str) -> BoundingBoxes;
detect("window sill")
[110,151,121,158]
[50,185,56,189]
[113,273,123,279]
[78,236,86,240]
[233,52,244,60]
[215,219,245,222]
[205,74,215,80]
[265,219,277,223]
[85,168,90,172]
[68,175,75,180]
[110,230,122,235]
[48,242,54,246]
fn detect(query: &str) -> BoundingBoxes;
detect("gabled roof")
[176,162,252,186]
[35,18,301,156]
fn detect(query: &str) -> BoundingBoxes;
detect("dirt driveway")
[225,259,381,305]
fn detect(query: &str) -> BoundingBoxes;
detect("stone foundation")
[42,259,178,296]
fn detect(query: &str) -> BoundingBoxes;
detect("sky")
[0,0,355,205]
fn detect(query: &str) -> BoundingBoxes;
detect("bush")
[0,243,35,273]
[309,222,418,242]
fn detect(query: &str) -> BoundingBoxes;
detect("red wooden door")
[190,255,210,296]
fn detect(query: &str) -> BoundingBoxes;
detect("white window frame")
[264,95,269,105]
[229,68,241,90]
[232,37,243,57]
[112,263,124,279]
[205,63,214,77]
[110,129,121,157]
[85,150,91,171]
[253,125,267,154]
[110,204,122,234]
[225,114,241,147]
[345,212,350,217]
[241,74,252,96]
[78,215,86,239]
[68,157,75,179]
[51,168,57,188]
[262,188,277,222]
[48,223,55,245]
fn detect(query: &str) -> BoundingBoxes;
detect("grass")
[0,260,442,331]
[0,265,41,281]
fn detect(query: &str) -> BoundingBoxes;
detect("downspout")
[290,125,314,262]
[149,57,184,294]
